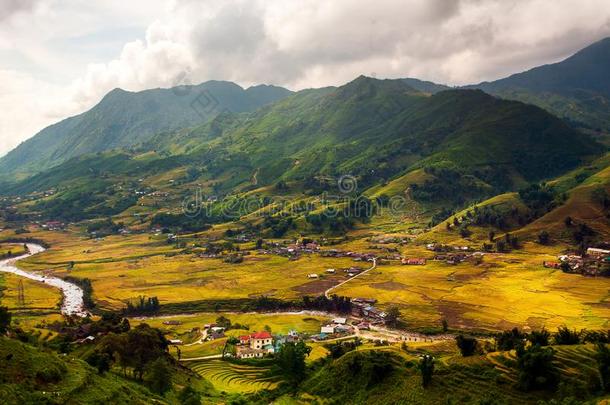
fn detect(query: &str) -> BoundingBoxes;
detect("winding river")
[0,243,87,316]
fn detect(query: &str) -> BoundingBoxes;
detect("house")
[208,327,225,340]
[250,331,273,349]
[332,317,347,325]
[307,273,319,279]
[321,325,336,334]
[356,322,370,330]
[169,339,183,345]
[335,324,352,333]
[587,247,610,259]
[235,331,275,359]
[163,320,182,325]
[543,261,561,269]
[401,258,426,265]
[42,221,64,231]
[326,268,336,274]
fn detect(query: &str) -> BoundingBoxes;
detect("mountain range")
[0,81,291,177]
[1,37,609,235]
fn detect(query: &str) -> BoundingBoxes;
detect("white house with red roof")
[236,331,275,358]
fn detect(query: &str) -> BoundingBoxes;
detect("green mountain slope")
[471,37,610,134]
[3,77,600,224]
[0,336,162,404]
[0,81,292,178]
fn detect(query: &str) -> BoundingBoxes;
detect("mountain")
[0,81,292,178]
[402,78,450,94]
[471,37,610,134]
[4,76,600,222]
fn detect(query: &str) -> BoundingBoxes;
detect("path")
[0,243,87,316]
[324,258,376,299]
[179,354,223,362]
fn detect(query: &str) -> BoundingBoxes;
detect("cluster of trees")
[305,212,355,235]
[86,218,123,236]
[274,341,312,391]
[301,295,352,314]
[123,296,160,315]
[262,215,296,237]
[151,212,212,233]
[0,306,11,334]
[493,326,608,350]
[411,167,488,205]
[325,338,363,359]
[86,323,173,394]
[214,315,248,331]
[518,183,559,217]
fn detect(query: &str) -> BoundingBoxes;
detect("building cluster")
[235,330,300,359]
[351,298,387,322]
[41,221,65,231]
[260,240,320,258]
[401,257,426,265]
[555,247,610,276]
[313,317,354,340]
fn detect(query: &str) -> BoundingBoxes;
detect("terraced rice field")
[487,344,600,385]
[189,360,280,393]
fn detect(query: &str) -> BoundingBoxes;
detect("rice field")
[334,242,610,332]
[0,272,61,312]
[189,360,280,393]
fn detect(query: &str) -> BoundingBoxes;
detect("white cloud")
[1,0,610,157]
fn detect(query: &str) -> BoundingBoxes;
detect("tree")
[385,306,401,327]
[178,385,201,405]
[595,342,610,392]
[86,351,112,374]
[455,334,478,357]
[537,231,550,245]
[528,329,550,346]
[488,230,495,242]
[495,240,506,252]
[516,344,559,391]
[0,306,11,334]
[496,328,525,351]
[275,341,311,390]
[554,326,580,345]
[146,358,173,395]
[564,216,573,227]
[215,316,232,329]
[419,354,434,388]
[442,319,448,333]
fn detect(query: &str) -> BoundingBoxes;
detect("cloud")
[0,0,41,21]
[2,0,610,157]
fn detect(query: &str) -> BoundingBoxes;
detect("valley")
[2,36,610,405]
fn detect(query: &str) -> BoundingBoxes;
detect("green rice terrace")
[188,359,281,393]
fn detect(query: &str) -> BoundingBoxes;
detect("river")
[0,243,87,316]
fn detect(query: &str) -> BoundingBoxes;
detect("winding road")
[0,243,87,316]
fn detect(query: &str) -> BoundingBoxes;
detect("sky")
[1,0,610,158]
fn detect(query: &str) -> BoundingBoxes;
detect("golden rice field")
[18,233,358,309]
[0,272,61,312]
[335,242,610,332]
[4,225,610,333]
